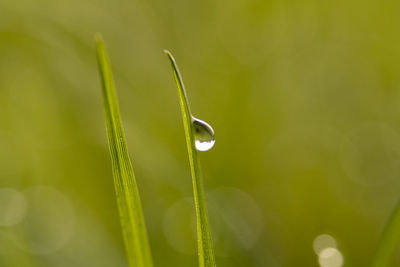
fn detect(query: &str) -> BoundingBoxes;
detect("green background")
[1,0,400,266]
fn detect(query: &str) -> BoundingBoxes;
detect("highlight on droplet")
[313,234,344,267]
[192,117,215,151]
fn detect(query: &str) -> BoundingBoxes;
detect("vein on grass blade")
[164,50,216,267]
[95,35,153,267]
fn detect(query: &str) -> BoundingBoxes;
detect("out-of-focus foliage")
[1,0,400,266]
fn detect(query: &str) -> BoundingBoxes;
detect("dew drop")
[192,117,215,151]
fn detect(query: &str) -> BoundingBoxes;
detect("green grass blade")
[164,50,216,267]
[372,202,400,267]
[95,35,153,267]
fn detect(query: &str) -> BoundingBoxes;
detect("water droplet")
[192,117,215,151]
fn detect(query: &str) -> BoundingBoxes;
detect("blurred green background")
[1,0,400,266]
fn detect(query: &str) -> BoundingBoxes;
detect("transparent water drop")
[192,117,215,151]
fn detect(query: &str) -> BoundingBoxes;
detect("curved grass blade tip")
[95,34,153,267]
[164,50,216,267]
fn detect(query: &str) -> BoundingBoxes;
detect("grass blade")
[372,202,400,267]
[95,35,153,267]
[164,50,216,267]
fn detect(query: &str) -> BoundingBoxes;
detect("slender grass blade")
[164,50,216,267]
[95,35,153,267]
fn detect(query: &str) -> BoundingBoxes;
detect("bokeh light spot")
[313,234,337,255]
[318,247,344,267]
[0,188,27,227]
[10,186,76,254]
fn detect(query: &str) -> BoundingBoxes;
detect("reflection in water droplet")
[192,117,215,151]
